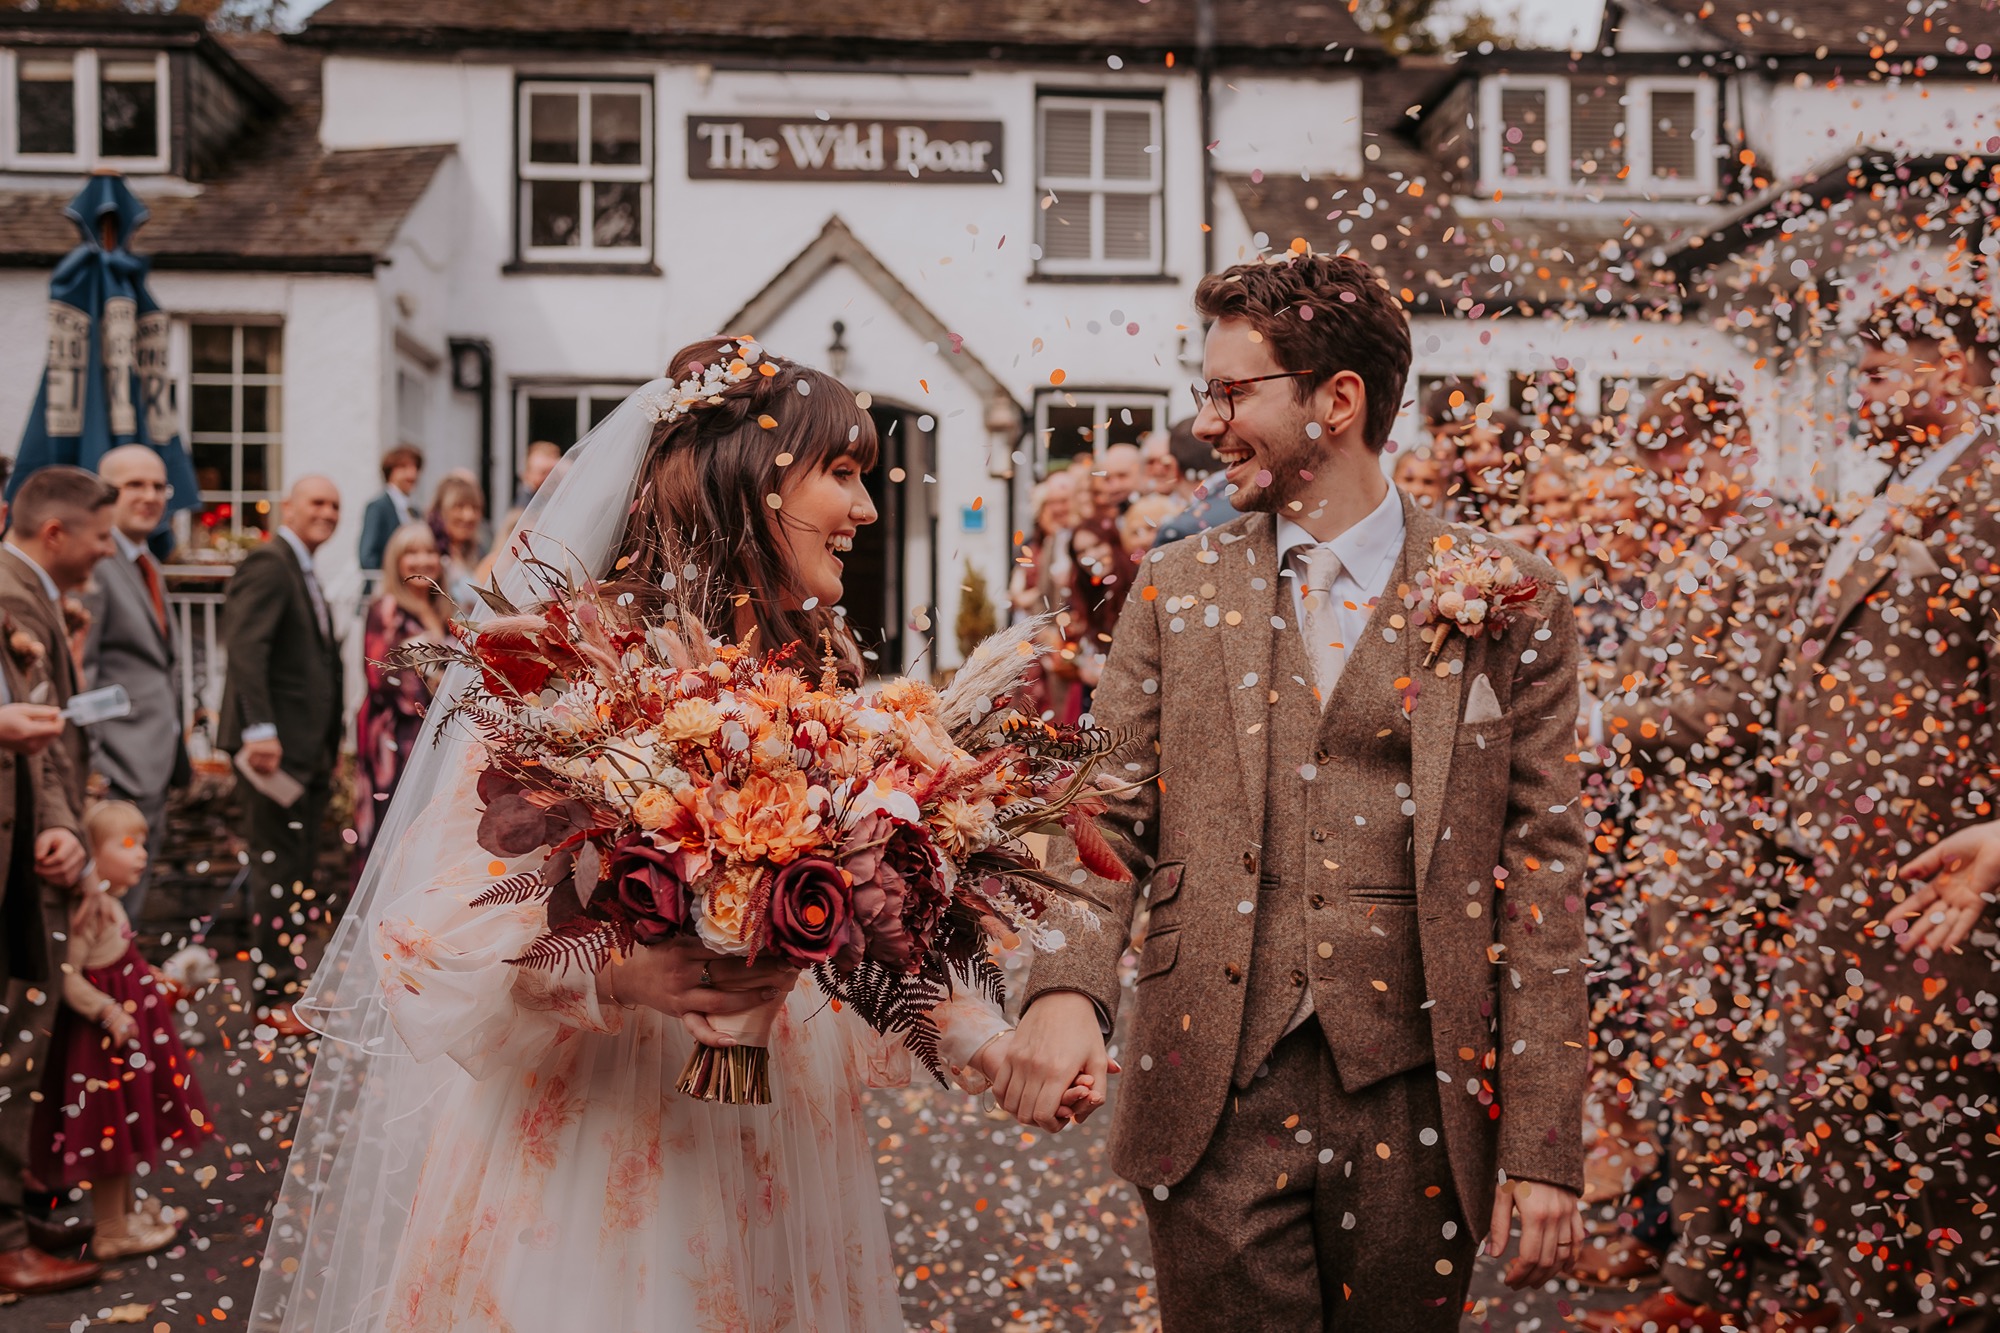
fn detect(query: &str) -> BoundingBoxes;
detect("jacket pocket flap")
[1146,862,1185,909]
[1349,885,1418,904]
[1137,927,1181,981]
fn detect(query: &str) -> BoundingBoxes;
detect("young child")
[33,801,213,1259]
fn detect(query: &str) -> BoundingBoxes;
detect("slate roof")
[0,32,449,272]
[298,0,1385,63]
[1618,0,2000,58]
[1223,64,1693,316]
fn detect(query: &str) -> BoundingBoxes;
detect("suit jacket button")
[1224,963,1243,984]
[1311,828,1327,843]
[1241,851,1258,874]
[1290,969,1306,986]
[1309,893,1325,910]
[1315,749,1332,765]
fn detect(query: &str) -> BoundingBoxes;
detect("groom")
[998,251,1589,1330]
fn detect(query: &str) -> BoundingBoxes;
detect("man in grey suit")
[82,445,182,924]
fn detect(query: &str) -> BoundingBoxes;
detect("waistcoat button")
[1241,850,1258,874]
[1224,963,1243,983]
[1290,969,1306,986]
[1309,894,1325,910]
[1311,829,1327,843]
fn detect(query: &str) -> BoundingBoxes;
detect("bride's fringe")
[677,1042,772,1105]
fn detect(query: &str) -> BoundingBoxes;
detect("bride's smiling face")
[774,452,877,608]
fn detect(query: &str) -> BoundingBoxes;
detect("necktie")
[301,561,329,640]
[136,552,168,639]
[1290,545,1348,707]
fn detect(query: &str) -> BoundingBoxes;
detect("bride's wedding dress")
[248,378,1005,1333]
[374,760,1002,1332]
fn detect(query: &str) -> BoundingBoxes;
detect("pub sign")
[688,116,1004,183]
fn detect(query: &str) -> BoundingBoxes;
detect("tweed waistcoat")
[1234,551,1432,1090]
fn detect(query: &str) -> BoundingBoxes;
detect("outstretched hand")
[1891,822,2000,954]
[1488,1179,1583,1290]
[993,991,1111,1132]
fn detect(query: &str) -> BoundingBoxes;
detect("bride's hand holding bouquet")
[595,936,799,1048]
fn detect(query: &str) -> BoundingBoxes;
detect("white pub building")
[2,0,1999,689]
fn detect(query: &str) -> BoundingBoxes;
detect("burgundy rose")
[594,835,696,945]
[838,814,946,971]
[766,857,851,968]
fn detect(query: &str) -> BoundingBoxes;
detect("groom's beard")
[1221,420,1322,514]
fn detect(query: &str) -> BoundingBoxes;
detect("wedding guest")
[83,445,183,925]
[32,800,212,1260]
[1391,443,1449,512]
[1117,492,1182,554]
[1139,419,1207,508]
[353,524,452,865]
[1442,407,1530,530]
[1583,377,1835,1331]
[427,472,486,609]
[357,445,424,574]
[1086,443,1145,521]
[219,476,343,1037]
[1764,289,2000,1330]
[0,467,117,1292]
[513,439,562,510]
[1009,471,1077,620]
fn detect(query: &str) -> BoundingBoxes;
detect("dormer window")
[2,49,169,172]
[1478,74,1714,198]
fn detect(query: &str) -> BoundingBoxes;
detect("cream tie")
[1291,545,1348,707]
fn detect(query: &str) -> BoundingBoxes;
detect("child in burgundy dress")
[33,801,213,1259]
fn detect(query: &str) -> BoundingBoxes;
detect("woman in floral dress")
[353,523,452,865]
[251,341,1051,1332]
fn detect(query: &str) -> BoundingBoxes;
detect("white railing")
[164,567,231,730]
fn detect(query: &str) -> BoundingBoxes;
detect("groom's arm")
[1492,579,1591,1194]
[1022,569,1165,1021]
[1002,564,1166,1131]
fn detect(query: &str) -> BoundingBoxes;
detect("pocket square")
[1462,673,1504,725]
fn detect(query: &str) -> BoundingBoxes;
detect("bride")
[250,338,1092,1331]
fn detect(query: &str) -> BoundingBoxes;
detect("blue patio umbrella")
[10,173,202,544]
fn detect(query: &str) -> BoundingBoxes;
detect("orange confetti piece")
[757,414,777,429]
[1050,369,1066,386]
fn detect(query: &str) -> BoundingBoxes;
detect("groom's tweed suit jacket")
[1028,495,1589,1235]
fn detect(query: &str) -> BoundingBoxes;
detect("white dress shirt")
[1273,484,1405,1036]
[1274,484,1407,677]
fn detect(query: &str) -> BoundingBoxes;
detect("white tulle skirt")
[381,987,905,1333]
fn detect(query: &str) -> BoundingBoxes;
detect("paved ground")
[0,949,1646,1332]
[0,792,1645,1331]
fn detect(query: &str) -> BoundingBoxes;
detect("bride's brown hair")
[614,337,879,679]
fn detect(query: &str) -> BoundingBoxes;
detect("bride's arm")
[375,761,622,1080]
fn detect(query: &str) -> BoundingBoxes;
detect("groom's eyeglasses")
[1190,371,1316,423]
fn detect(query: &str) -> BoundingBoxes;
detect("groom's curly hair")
[615,337,880,682]
[1194,250,1411,452]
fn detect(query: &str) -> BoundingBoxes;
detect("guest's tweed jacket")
[0,631,73,991]
[0,547,86,824]
[1028,494,1589,1236]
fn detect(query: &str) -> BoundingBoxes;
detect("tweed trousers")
[1143,1026,1474,1333]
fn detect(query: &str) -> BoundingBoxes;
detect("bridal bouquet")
[395,552,1131,1104]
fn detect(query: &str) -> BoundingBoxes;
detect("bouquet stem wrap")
[677,995,786,1105]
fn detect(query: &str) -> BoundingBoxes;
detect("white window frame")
[1034,390,1171,471]
[1479,73,1714,198]
[516,79,654,264]
[179,318,284,548]
[0,49,170,173]
[1626,76,1716,197]
[513,382,643,473]
[1034,95,1164,278]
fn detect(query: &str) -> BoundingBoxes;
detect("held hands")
[598,936,799,1047]
[993,992,1115,1132]
[1891,821,2000,954]
[241,737,285,776]
[0,702,63,754]
[967,1031,1104,1122]
[1488,1178,1584,1290]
